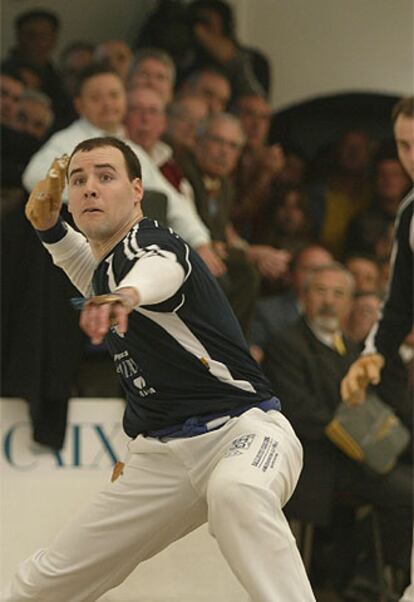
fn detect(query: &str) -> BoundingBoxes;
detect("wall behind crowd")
[2,0,413,110]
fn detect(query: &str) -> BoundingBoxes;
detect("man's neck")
[89,215,142,262]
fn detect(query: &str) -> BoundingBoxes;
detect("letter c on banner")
[3,423,37,470]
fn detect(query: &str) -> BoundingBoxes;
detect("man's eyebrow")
[68,164,117,179]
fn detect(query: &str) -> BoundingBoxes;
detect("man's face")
[304,269,353,333]
[96,41,133,81]
[338,131,371,175]
[376,159,410,213]
[347,294,381,343]
[0,74,24,126]
[16,99,51,139]
[394,114,414,182]
[196,119,244,178]
[17,18,57,64]
[125,87,166,152]
[237,95,271,149]
[167,97,209,150]
[274,191,306,234]
[129,58,173,104]
[192,72,231,114]
[292,247,333,297]
[75,74,126,133]
[67,146,143,242]
[345,257,380,293]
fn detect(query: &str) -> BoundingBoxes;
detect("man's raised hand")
[25,155,69,230]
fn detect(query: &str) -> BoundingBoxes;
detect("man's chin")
[314,315,339,332]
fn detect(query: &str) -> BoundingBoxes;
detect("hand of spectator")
[193,23,236,63]
[80,288,139,345]
[340,353,385,406]
[246,245,291,280]
[261,144,286,175]
[25,155,68,230]
[196,243,227,277]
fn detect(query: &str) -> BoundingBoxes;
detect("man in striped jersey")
[342,96,413,601]
[3,136,316,601]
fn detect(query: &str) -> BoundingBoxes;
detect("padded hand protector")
[340,353,385,405]
[25,155,69,230]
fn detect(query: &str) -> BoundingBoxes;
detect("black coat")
[263,317,360,525]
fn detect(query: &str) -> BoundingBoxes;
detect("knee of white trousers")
[207,477,294,547]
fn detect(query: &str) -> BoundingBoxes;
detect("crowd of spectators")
[1,2,412,600]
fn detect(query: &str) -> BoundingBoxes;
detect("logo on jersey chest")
[113,350,156,397]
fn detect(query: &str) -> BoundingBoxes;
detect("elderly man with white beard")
[263,262,412,599]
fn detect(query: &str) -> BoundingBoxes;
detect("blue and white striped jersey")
[92,218,276,437]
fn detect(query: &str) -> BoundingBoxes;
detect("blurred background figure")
[344,253,381,293]
[179,67,231,114]
[2,9,73,129]
[94,40,133,82]
[128,47,175,104]
[15,89,54,141]
[135,0,270,98]
[308,129,375,259]
[231,92,286,241]
[165,94,209,156]
[345,141,411,258]
[345,290,382,345]
[59,41,95,97]
[1,70,25,128]
[249,244,333,363]
[0,70,42,201]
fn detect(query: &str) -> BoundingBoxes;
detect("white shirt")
[23,118,211,249]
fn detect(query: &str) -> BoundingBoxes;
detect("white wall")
[235,0,414,109]
[1,0,413,108]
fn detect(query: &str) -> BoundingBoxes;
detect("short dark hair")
[74,64,122,98]
[68,137,142,181]
[391,96,414,126]
[15,10,60,31]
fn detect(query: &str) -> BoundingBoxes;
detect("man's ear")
[132,177,144,206]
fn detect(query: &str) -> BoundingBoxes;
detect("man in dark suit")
[263,262,412,597]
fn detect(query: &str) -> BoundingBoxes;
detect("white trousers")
[400,526,414,602]
[3,408,316,602]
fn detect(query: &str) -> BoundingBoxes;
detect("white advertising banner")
[0,398,248,602]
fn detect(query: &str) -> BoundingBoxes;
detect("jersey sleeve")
[38,219,96,297]
[112,222,192,312]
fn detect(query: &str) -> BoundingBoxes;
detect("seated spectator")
[1,69,25,128]
[128,47,175,104]
[125,86,198,207]
[1,70,41,196]
[345,141,411,257]
[249,244,333,363]
[231,92,285,239]
[178,112,291,332]
[344,253,381,293]
[3,10,73,129]
[165,94,209,157]
[260,185,315,250]
[135,0,270,97]
[345,290,383,345]
[60,41,95,97]
[94,40,133,82]
[263,263,412,597]
[15,89,54,140]
[308,129,375,258]
[179,67,231,114]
